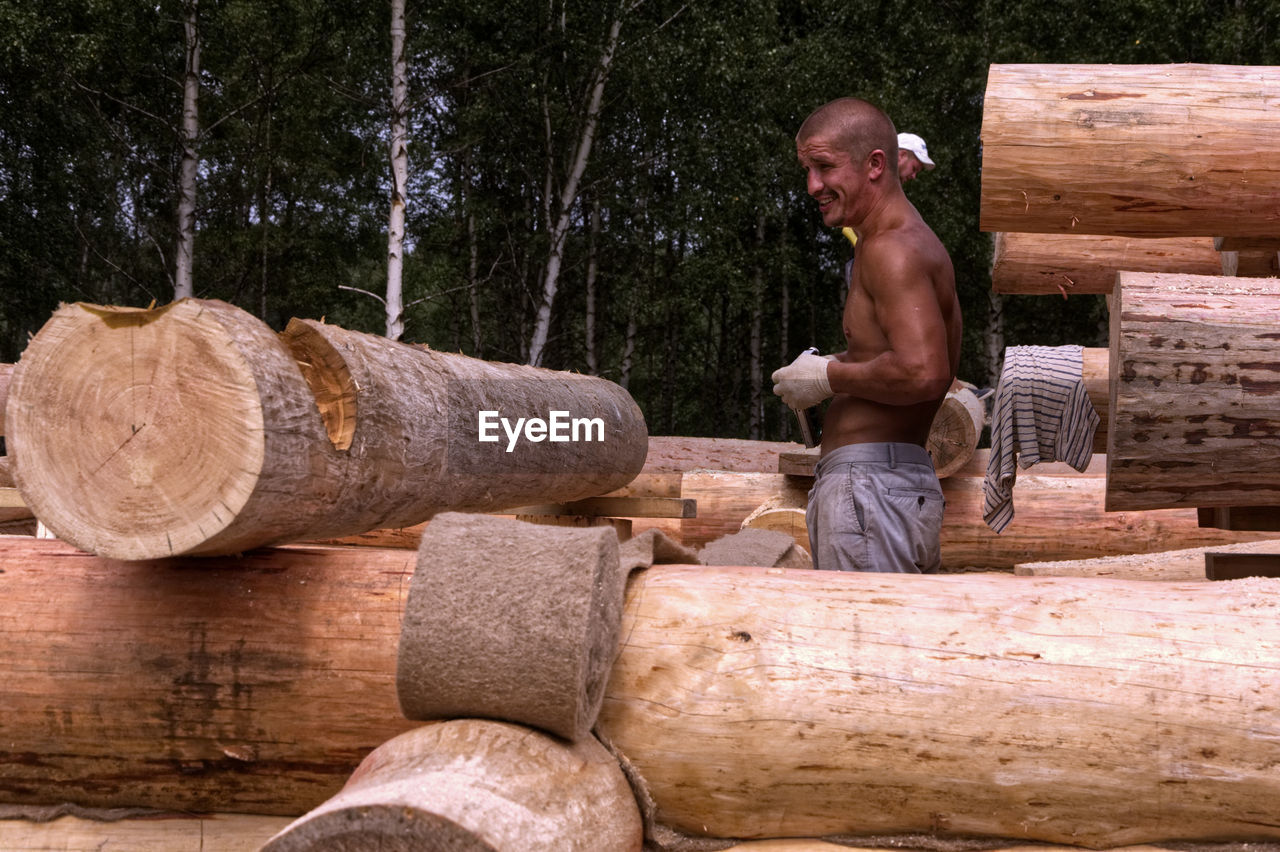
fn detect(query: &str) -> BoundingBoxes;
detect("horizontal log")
[508,496,696,518]
[1015,538,1280,581]
[0,537,417,815]
[1106,273,1280,511]
[8,536,1280,848]
[991,233,1222,295]
[597,566,1280,847]
[6,301,646,559]
[642,435,805,473]
[980,64,1280,237]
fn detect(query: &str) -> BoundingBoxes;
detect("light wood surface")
[1107,273,1280,511]
[980,64,1280,237]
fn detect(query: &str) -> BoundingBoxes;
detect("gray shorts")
[806,442,944,573]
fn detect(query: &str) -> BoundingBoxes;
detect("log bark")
[1106,273,1280,511]
[4,300,646,559]
[597,566,1280,847]
[262,721,642,852]
[991,232,1221,295]
[980,64,1280,238]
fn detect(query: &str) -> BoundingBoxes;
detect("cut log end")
[7,300,267,559]
[281,319,357,451]
[263,720,643,852]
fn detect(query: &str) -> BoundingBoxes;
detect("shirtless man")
[772,98,961,573]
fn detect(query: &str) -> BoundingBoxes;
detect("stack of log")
[5,532,1280,850]
[6,62,1280,848]
[981,62,1280,575]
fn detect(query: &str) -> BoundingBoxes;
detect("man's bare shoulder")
[855,223,948,293]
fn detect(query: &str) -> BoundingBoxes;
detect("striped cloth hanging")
[982,345,1100,533]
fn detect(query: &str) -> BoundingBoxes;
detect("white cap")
[897,132,935,169]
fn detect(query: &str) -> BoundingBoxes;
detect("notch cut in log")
[980,64,1280,237]
[5,300,646,559]
[991,233,1222,295]
[1106,273,1280,512]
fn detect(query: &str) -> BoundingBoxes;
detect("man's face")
[899,150,924,182]
[797,134,866,228]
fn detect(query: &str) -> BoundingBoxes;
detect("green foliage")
[2,0,1276,432]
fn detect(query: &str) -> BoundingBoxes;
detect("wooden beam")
[506,496,695,519]
[980,64,1280,237]
[0,813,292,851]
[1198,506,1280,532]
[1219,249,1280,277]
[991,232,1221,295]
[1215,235,1280,252]
[1107,273,1280,511]
[1016,538,1280,581]
[1205,551,1280,580]
[642,436,804,473]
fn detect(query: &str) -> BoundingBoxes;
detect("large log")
[991,233,1222,295]
[263,721,642,852]
[597,566,1280,847]
[683,456,1271,570]
[980,64,1280,237]
[0,538,416,815]
[4,300,646,559]
[1106,273,1280,511]
[6,536,1280,848]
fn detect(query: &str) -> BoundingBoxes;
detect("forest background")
[2,0,1277,441]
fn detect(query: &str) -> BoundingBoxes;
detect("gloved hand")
[772,351,833,409]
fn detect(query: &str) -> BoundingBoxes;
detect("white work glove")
[772,351,833,409]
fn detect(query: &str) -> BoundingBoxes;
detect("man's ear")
[865,148,888,180]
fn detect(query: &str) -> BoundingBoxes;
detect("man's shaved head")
[797,98,899,178]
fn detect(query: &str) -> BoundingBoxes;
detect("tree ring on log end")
[280,319,357,451]
[6,300,266,559]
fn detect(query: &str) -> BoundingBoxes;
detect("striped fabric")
[982,345,1100,533]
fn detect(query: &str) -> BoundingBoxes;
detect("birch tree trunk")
[173,0,201,301]
[384,0,409,341]
[749,214,766,439]
[526,12,624,367]
[585,197,601,375]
